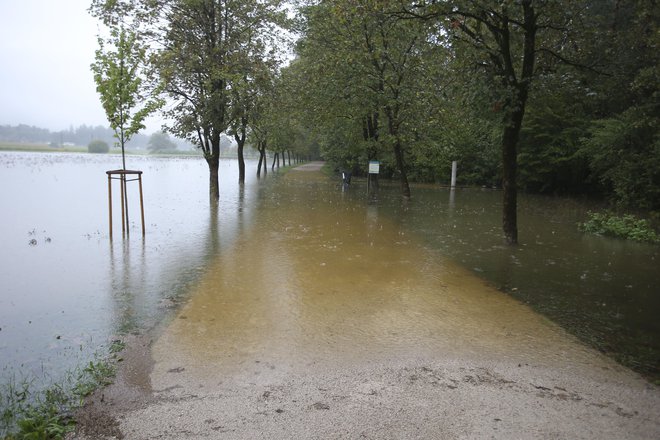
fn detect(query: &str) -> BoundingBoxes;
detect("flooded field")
[1,152,658,397]
[0,152,258,389]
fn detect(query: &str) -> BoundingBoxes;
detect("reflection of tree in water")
[205,181,252,259]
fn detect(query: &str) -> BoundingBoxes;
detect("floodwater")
[153,169,659,381]
[155,170,597,379]
[1,152,658,395]
[374,184,660,376]
[0,151,257,388]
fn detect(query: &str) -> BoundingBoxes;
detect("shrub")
[88,140,109,154]
[579,211,660,244]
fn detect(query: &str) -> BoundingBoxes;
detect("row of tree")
[0,123,202,152]
[284,0,659,243]
[89,0,658,244]
[0,123,149,148]
[90,0,301,199]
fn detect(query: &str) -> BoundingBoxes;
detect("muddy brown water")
[1,152,658,399]
[152,168,634,382]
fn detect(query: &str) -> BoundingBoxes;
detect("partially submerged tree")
[296,0,440,198]
[400,0,596,244]
[92,0,287,200]
[149,0,287,201]
[228,57,279,183]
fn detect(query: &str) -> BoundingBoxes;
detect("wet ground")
[70,164,660,439]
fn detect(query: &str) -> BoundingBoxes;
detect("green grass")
[1,342,125,440]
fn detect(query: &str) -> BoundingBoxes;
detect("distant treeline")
[0,123,148,149]
[0,124,198,151]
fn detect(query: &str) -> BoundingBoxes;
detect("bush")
[88,140,109,154]
[579,211,660,244]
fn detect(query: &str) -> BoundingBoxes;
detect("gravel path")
[291,161,326,171]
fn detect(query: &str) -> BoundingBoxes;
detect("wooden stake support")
[106,169,145,239]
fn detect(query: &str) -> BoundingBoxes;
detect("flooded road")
[156,169,610,376]
[107,166,658,440]
[1,152,657,388]
[3,154,658,438]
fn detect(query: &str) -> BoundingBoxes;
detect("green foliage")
[580,109,660,210]
[407,95,501,186]
[293,0,449,194]
[518,93,592,195]
[579,212,660,244]
[1,379,73,440]
[87,139,109,154]
[90,17,162,164]
[1,341,123,439]
[573,0,660,210]
[108,339,126,354]
[72,361,116,399]
[12,405,72,440]
[82,0,659,217]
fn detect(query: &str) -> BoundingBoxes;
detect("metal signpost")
[368,160,380,195]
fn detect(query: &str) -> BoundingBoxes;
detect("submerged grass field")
[0,142,203,157]
[0,142,87,153]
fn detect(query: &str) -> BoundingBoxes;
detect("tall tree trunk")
[501,110,522,245]
[256,148,263,178]
[499,1,536,245]
[234,118,247,183]
[237,143,245,183]
[262,150,267,175]
[385,106,410,198]
[393,139,411,198]
[363,112,380,198]
[256,140,267,177]
[271,152,277,170]
[206,134,221,203]
[234,130,245,183]
[207,154,220,203]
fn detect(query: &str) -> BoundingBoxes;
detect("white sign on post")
[368,160,380,174]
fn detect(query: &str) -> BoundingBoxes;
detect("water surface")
[370,183,659,376]
[0,152,257,387]
[153,169,638,384]
[1,153,657,392]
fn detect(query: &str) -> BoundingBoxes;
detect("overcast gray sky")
[0,0,124,131]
